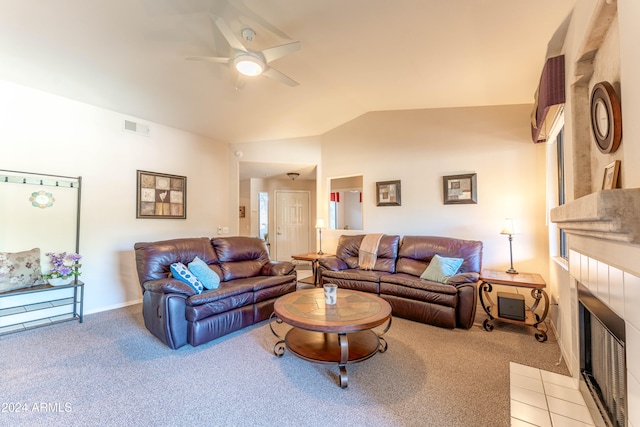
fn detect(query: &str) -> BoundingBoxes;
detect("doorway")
[274,190,310,261]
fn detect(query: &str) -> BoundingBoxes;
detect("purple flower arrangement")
[44,252,82,279]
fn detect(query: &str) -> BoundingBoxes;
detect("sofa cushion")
[170,262,203,294]
[134,237,219,285]
[186,289,254,321]
[379,277,458,308]
[321,268,388,294]
[335,235,364,269]
[0,248,43,293]
[397,236,482,276]
[322,268,387,283]
[188,256,220,290]
[212,236,272,280]
[334,234,400,273]
[381,272,458,295]
[420,254,463,284]
[212,236,270,264]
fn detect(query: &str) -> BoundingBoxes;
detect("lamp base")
[506,268,518,274]
[317,251,324,255]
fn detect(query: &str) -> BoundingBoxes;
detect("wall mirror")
[329,175,363,230]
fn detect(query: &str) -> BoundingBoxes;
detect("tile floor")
[510,362,596,426]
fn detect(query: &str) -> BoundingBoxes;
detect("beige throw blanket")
[359,234,383,270]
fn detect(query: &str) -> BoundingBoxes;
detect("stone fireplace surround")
[551,194,640,426]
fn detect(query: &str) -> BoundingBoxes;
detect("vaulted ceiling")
[0,0,574,144]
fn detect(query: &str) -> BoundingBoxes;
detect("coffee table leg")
[338,333,349,388]
[269,312,286,356]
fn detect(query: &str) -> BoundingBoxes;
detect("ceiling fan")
[186,15,300,87]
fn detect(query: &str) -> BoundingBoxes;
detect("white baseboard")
[84,298,142,316]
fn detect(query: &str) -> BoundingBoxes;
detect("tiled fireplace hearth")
[552,190,640,426]
[567,250,639,426]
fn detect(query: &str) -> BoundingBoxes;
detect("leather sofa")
[318,235,483,329]
[134,236,296,349]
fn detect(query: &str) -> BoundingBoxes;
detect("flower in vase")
[43,252,82,280]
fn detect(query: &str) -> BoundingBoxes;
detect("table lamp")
[500,218,518,274]
[315,219,325,255]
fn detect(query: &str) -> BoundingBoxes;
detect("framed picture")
[136,170,186,219]
[376,180,401,206]
[443,173,477,205]
[239,205,246,218]
[602,160,621,190]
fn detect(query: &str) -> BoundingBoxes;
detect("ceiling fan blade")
[211,15,247,53]
[262,67,299,87]
[184,56,230,64]
[261,41,301,64]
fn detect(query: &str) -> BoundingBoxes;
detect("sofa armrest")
[261,261,295,276]
[447,272,480,285]
[317,257,348,271]
[142,278,196,296]
[455,281,478,329]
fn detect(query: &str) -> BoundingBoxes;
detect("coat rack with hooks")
[0,169,84,335]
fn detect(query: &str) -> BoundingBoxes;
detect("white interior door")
[275,191,310,261]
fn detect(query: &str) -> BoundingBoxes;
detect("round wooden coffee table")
[270,288,392,388]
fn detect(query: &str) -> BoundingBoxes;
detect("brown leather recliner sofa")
[134,236,296,349]
[318,235,483,329]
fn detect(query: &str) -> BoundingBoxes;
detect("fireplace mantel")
[550,188,640,243]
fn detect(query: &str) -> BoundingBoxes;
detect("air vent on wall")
[123,120,150,136]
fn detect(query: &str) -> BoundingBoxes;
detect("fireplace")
[551,189,640,426]
[579,282,627,426]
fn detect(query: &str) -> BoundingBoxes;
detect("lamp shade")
[315,219,325,229]
[500,218,516,235]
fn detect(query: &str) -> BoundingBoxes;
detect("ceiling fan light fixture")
[234,55,264,76]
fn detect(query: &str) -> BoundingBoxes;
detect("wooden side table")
[291,252,334,287]
[479,269,549,342]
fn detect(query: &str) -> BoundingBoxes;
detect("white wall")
[619,0,640,187]
[319,104,549,277]
[0,80,230,314]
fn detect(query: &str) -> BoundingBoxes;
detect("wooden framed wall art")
[602,160,620,190]
[376,180,401,206]
[136,170,186,218]
[443,173,477,205]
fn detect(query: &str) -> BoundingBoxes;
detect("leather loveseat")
[318,235,483,329]
[134,236,296,349]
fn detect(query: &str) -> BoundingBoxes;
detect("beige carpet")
[1,302,568,427]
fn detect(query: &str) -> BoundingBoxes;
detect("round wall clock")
[590,81,622,154]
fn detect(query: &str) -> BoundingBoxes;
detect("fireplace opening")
[579,283,627,427]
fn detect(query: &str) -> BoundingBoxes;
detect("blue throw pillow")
[188,256,220,290]
[170,262,203,294]
[420,254,464,284]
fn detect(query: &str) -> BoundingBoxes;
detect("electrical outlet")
[217,226,223,234]
[222,226,229,234]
